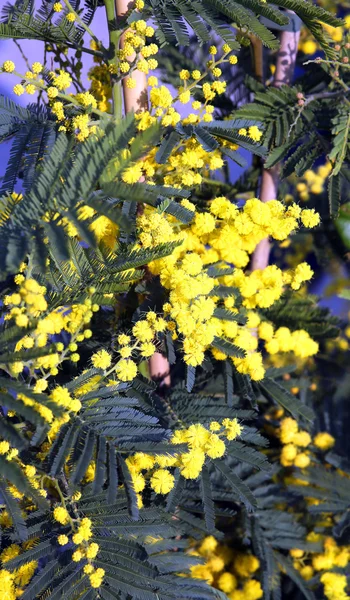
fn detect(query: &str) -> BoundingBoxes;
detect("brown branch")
[115,0,148,113]
[113,0,170,387]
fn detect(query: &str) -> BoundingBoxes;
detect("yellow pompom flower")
[218,572,237,593]
[186,423,210,449]
[57,535,69,546]
[119,346,133,359]
[3,60,15,73]
[209,422,221,432]
[179,449,205,479]
[294,431,311,448]
[72,532,83,545]
[25,465,36,478]
[0,569,15,598]
[204,434,226,458]
[222,418,242,441]
[279,417,298,444]
[91,349,112,370]
[242,579,263,600]
[301,208,320,228]
[199,535,218,554]
[118,334,131,345]
[248,125,263,141]
[72,550,83,562]
[132,320,154,342]
[32,62,43,74]
[294,453,310,468]
[122,163,142,183]
[115,359,137,381]
[147,58,158,70]
[53,506,70,525]
[53,2,63,11]
[290,548,304,558]
[84,564,94,575]
[150,84,173,108]
[120,61,130,73]
[89,567,105,588]
[52,70,72,91]
[280,443,297,466]
[313,432,335,450]
[179,69,190,80]
[86,543,99,559]
[0,544,21,563]
[15,314,28,327]
[0,441,10,455]
[320,572,348,600]
[150,469,175,494]
[13,84,25,96]
[140,342,156,357]
[131,473,146,492]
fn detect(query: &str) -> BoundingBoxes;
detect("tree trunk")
[251,19,301,272]
[115,0,148,112]
[114,0,170,386]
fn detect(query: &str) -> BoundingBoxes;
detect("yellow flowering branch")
[10,69,110,119]
[172,50,232,103]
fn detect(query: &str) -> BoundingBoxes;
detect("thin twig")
[288,87,350,139]
[304,58,350,70]
[14,40,31,72]
[66,42,104,58]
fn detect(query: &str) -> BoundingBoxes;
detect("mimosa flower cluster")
[296,162,332,201]
[186,535,263,600]
[125,419,243,504]
[0,542,37,600]
[262,408,348,600]
[277,416,335,469]
[88,311,168,384]
[121,47,262,188]
[3,276,98,379]
[290,535,349,600]
[0,445,48,500]
[53,508,105,588]
[135,198,321,378]
[88,16,156,111]
[1,58,100,141]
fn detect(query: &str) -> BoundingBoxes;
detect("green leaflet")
[259,378,315,422]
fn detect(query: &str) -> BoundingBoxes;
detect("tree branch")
[251,17,301,272]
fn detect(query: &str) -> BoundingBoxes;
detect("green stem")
[104,0,123,120]
[62,0,103,49]
[65,42,104,58]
